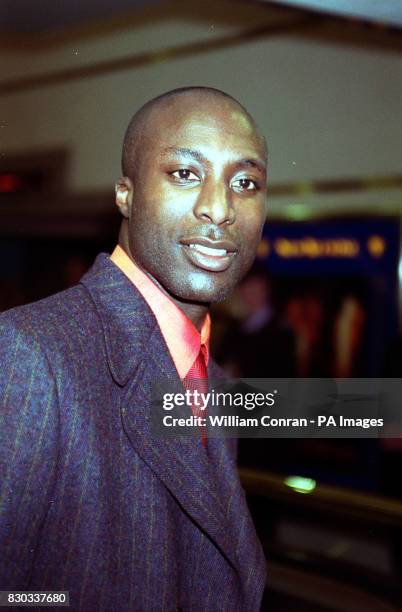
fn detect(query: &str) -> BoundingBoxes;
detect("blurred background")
[1,0,402,609]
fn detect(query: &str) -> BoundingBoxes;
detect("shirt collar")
[110,245,210,379]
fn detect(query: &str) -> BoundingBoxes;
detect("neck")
[171,299,209,332]
[118,225,209,332]
[142,267,210,331]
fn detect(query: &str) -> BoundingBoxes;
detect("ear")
[115,176,134,218]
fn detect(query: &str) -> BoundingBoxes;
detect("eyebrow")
[162,147,266,174]
[234,158,266,174]
[162,147,208,164]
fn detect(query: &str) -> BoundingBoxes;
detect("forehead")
[144,96,266,161]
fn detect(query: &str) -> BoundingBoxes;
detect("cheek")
[164,188,199,222]
[139,187,197,232]
[239,212,265,251]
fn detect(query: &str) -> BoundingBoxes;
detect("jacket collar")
[80,253,159,386]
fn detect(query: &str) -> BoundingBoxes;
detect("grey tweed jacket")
[0,253,266,611]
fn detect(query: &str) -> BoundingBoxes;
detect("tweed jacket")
[0,253,266,611]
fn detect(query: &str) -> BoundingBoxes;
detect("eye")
[231,177,259,193]
[169,169,200,184]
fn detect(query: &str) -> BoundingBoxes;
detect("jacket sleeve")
[0,318,59,589]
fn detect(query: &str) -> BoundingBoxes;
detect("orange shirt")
[110,245,210,379]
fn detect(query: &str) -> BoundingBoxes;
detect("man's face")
[122,95,267,303]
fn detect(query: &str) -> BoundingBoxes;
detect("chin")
[177,271,238,304]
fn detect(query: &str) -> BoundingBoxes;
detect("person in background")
[218,264,296,378]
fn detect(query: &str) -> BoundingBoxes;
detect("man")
[0,87,268,610]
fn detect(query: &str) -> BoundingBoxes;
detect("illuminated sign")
[274,237,360,258]
[258,227,391,264]
[367,235,386,258]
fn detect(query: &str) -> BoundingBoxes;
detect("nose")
[193,178,235,226]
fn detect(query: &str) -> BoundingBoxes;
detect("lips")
[179,236,238,272]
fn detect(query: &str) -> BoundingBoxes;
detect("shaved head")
[121,86,267,180]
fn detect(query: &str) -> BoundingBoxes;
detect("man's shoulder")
[0,252,118,348]
[0,253,152,383]
[0,284,92,334]
[0,252,117,340]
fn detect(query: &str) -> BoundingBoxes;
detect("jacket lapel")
[120,329,243,571]
[80,254,241,573]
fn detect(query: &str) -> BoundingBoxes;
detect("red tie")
[183,345,208,447]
